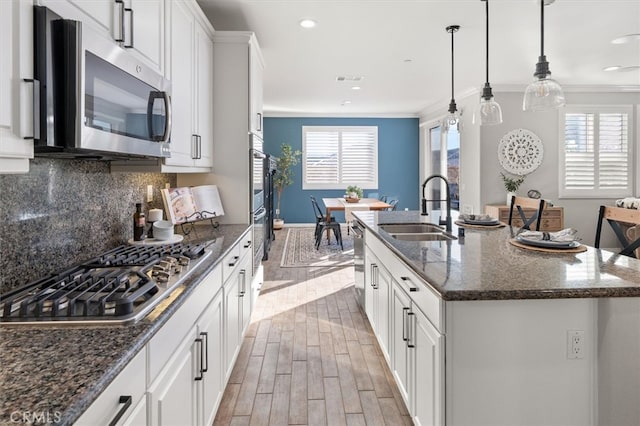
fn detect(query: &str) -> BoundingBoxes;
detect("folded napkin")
[458,214,495,222]
[518,228,579,242]
[615,197,640,209]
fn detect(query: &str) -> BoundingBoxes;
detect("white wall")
[421,89,640,248]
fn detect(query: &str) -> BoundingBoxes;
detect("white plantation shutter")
[303,126,378,189]
[560,106,632,198]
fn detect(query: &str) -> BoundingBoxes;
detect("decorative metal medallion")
[497,129,544,175]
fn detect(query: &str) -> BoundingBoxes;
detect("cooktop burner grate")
[0,241,212,324]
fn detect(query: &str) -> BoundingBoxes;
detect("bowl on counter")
[153,220,174,240]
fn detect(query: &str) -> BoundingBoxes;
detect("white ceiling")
[196,0,640,117]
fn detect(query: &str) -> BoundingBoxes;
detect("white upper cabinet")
[249,41,264,137]
[0,0,34,174]
[38,0,164,73]
[162,0,214,171]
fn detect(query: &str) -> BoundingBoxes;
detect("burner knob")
[178,256,190,266]
[155,271,170,283]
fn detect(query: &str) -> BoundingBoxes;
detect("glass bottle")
[133,203,146,241]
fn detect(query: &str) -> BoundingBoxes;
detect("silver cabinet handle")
[197,135,202,159]
[401,276,418,292]
[191,134,198,159]
[239,269,246,296]
[228,255,239,267]
[123,7,134,48]
[108,395,132,426]
[200,331,209,373]
[371,264,379,289]
[257,112,262,131]
[114,0,125,43]
[407,312,415,348]
[402,307,409,342]
[194,337,204,380]
[22,79,40,140]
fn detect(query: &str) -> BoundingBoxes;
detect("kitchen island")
[354,210,640,426]
[0,224,251,426]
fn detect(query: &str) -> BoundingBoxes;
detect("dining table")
[321,197,393,241]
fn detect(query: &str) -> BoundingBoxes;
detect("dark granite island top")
[0,224,250,426]
[354,210,640,301]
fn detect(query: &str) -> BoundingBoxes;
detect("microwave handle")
[147,91,172,142]
[114,0,125,43]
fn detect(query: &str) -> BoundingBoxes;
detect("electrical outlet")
[567,330,585,359]
[146,185,153,202]
[462,204,473,214]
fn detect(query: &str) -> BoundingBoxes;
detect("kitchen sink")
[378,223,457,242]
[388,232,455,241]
[378,223,445,234]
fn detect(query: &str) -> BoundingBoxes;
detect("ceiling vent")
[336,75,364,82]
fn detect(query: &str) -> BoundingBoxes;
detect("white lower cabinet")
[392,280,443,426]
[223,250,252,380]
[364,246,391,361]
[148,289,223,426]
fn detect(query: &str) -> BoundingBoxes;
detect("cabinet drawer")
[75,348,146,426]
[239,232,253,264]
[222,243,241,283]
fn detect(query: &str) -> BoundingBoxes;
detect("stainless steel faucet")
[421,174,452,232]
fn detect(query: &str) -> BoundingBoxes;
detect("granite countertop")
[354,210,640,301]
[0,224,250,426]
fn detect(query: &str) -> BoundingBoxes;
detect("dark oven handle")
[147,91,172,142]
[253,206,267,222]
[351,221,364,237]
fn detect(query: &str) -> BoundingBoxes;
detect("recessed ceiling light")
[611,33,640,44]
[604,65,622,71]
[341,100,352,106]
[403,59,413,63]
[299,19,317,29]
[351,86,361,90]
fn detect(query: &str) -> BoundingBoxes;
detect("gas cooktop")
[0,241,214,325]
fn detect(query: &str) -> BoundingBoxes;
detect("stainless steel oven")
[251,142,266,274]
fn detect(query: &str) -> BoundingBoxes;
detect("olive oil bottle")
[133,203,146,241]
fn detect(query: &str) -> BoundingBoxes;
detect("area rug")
[280,226,354,267]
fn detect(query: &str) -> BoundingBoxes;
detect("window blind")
[560,106,631,198]
[303,126,378,189]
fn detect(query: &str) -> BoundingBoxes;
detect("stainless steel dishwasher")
[351,219,365,309]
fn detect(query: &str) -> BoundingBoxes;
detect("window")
[302,126,378,189]
[427,123,460,210]
[559,105,632,198]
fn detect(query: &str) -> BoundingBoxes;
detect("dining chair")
[386,199,399,211]
[508,195,546,231]
[594,205,640,258]
[310,196,337,244]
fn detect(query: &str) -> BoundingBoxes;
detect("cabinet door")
[249,42,263,137]
[375,262,392,361]
[40,0,113,34]
[194,20,213,168]
[164,0,195,167]
[149,333,198,426]
[121,396,147,426]
[198,290,224,426]
[412,307,444,426]
[391,283,412,407]
[127,0,164,73]
[0,0,33,174]
[224,271,242,381]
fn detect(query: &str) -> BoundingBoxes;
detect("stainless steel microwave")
[33,6,171,159]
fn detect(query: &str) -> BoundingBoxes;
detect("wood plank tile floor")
[213,227,413,426]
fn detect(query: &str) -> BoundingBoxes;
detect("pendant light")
[522,0,565,111]
[475,0,502,125]
[442,25,461,132]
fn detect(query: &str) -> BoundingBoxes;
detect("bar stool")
[595,205,640,258]
[508,195,546,231]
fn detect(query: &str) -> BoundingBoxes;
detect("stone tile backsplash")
[0,158,176,293]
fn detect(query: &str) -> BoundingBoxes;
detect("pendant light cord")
[450,28,455,101]
[485,0,489,84]
[540,0,545,57]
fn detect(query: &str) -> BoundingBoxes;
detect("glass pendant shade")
[443,25,461,132]
[523,0,564,111]
[523,76,565,111]
[442,111,461,131]
[477,0,502,126]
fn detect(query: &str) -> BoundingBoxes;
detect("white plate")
[464,218,500,226]
[127,234,184,245]
[516,236,580,249]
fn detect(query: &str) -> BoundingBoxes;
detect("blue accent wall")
[263,117,419,223]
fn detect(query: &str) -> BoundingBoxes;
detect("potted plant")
[345,185,364,201]
[500,172,526,205]
[273,143,301,229]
